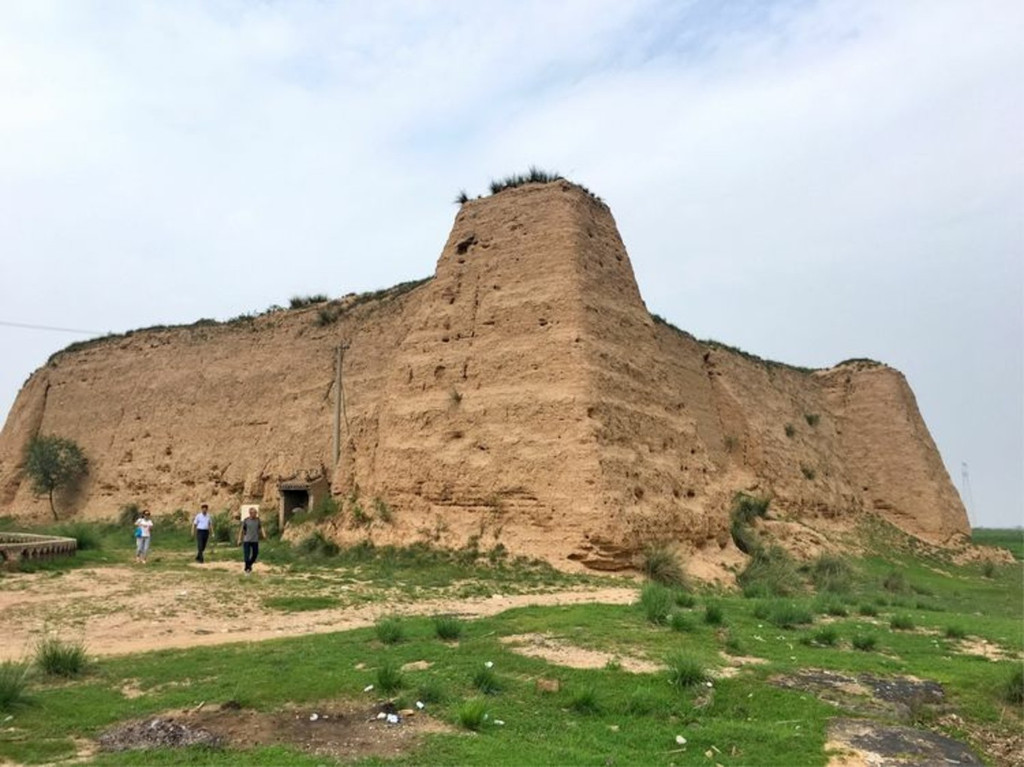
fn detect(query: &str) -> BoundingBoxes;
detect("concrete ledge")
[0,532,78,567]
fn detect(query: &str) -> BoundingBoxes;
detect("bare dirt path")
[0,562,637,661]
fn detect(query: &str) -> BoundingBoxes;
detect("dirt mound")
[97,700,454,762]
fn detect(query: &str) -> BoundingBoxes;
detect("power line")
[0,320,104,335]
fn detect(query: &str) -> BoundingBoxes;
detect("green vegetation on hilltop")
[47,277,432,362]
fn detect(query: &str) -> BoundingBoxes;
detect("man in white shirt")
[191,504,213,563]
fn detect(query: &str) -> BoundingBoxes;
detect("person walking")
[191,503,213,563]
[237,507,266,575]
[134,509,153,564]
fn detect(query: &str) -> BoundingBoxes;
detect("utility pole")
[333,344,348,467]
[960,462,975,526]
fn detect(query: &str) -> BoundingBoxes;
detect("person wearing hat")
[191,503,213,563]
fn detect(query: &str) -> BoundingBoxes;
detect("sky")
[1,0,1020,527]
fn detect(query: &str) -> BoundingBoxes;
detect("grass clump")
[375,660,404,694]
[882,569,909,594]
[417,679,447,704]
[669,612,696,633]
[295,531,340,559]
[211,510,235,543]
[722,633,745,655]
[289,294,329,309]
[944,625,967,639]
[639,582,674,625]
[784,423,796,438]
[568,686,601,714]
[51,522,101,551]
[1001,666,1024,706]
[0,662,31,712]
[350,501,371,528]
[703,601,725,625]
[374,616,404,645]
[117,502,141,527]
[34,637,87,678]
[373,497,393,524]
[858,603,879,617]
[852,633,878,652]
[433,615,463,641]
[625,687,658,716]
[472,664,501,695]
[813,595,849,617]
[291,495,342,525]
[889,614,916,631]
[456,698,489,731]
[804,413,820,427]
[738,546,801,598]
[767,601,814,629]
[730,492,770,555]
[806,626,839,647]
[488,167,563,195]
[665,654,709,689]
[674,591,697,608]
[732,493,770,525]
[809,554,855,594]
[639,544,688,587]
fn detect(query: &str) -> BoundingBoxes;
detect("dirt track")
[0,561,636,661]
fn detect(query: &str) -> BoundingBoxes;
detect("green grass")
[455,698,489,731]
[1,518,1021,766]
[851,633,879,652]
[376,660,404,694]
[472,664,502,695]
[374,615,405,645]
[433,614,463,641]
[703,601,725,625]
[638,581,674,625]
[971,528,1023,560]
[567,685,601,714]
[34,636,88,678]
[0,661,31,712]
[639,544,688,587]
[889,614,916,631]
[1003,665,1024,705]
[806,625,839,647]
[669,611,696,633]
[808,554,855,594]
[665,654,709,689]
[262,595,339,612]
[739,546,801,597]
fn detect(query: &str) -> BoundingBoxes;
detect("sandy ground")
[0,561,637,661]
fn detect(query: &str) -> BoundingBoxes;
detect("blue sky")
[1,0,1020,526]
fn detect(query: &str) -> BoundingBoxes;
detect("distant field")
[972,527,1024,560]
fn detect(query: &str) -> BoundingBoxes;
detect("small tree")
[23,435,88,521]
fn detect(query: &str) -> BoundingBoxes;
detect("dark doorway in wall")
[281,486,309,521]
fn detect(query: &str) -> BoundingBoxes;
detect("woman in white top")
[134,509,153,563]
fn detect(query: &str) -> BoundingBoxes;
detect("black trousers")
[195,529,210,562]
[243,541,260,571]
